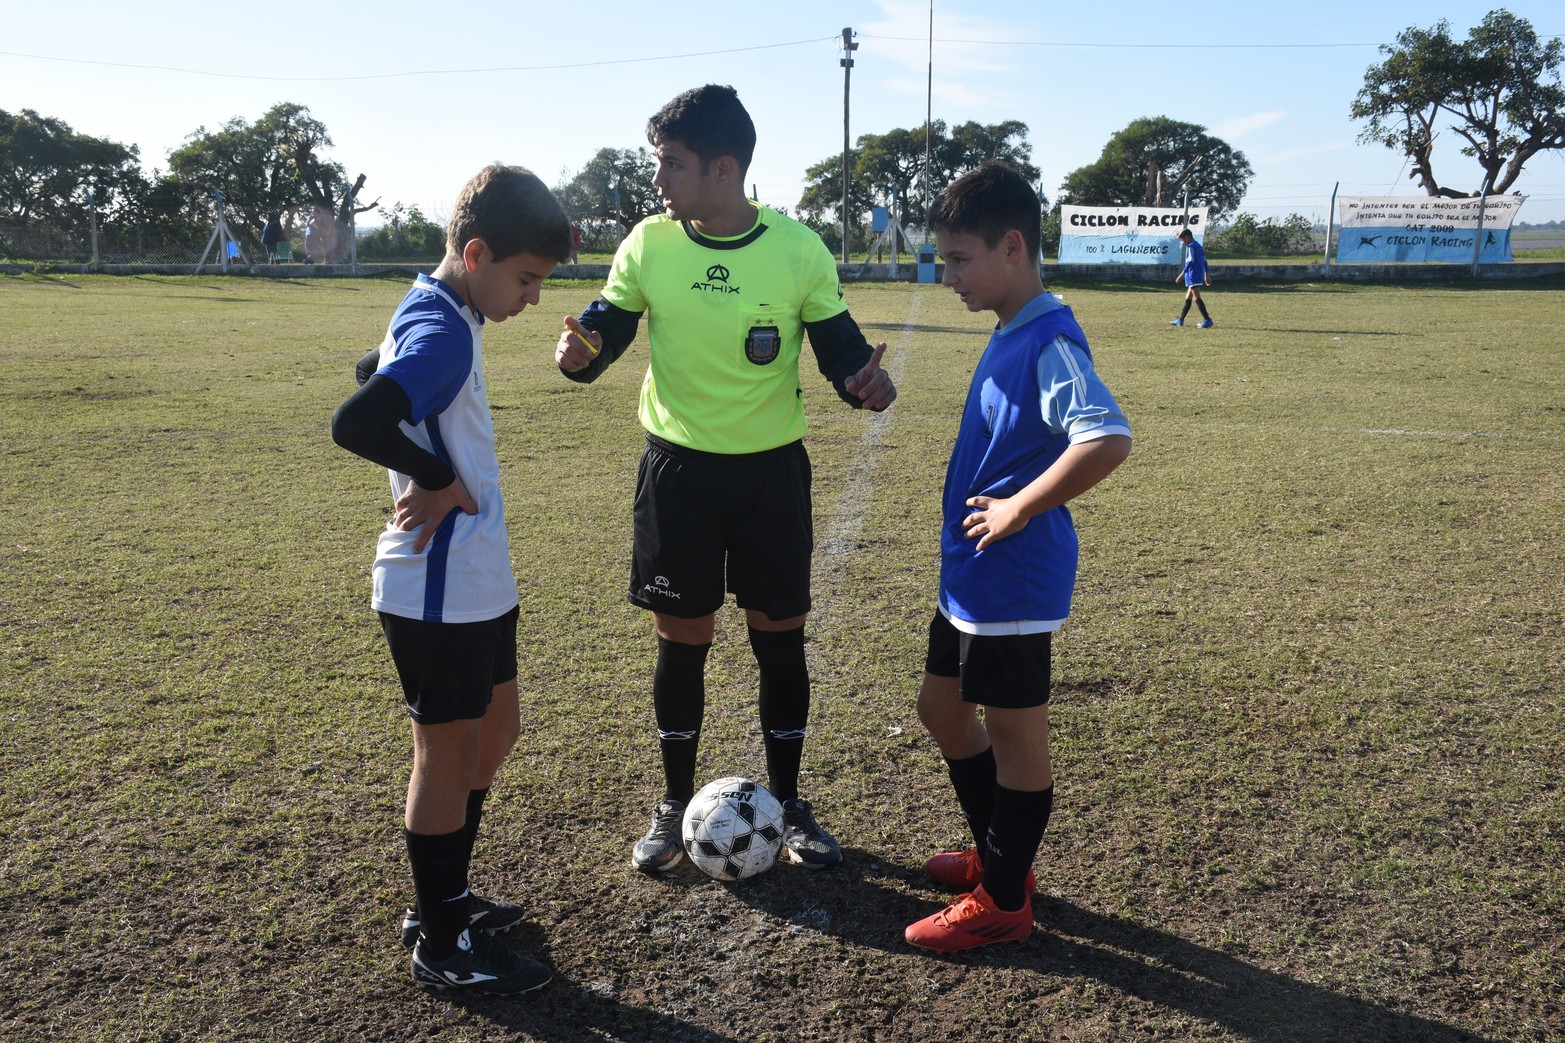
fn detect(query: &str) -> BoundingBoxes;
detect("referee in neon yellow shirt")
[557,84,895,875]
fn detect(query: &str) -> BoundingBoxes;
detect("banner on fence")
[1058,206,1208,264]
[1334,195,1526,263]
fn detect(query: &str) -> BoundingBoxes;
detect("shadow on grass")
[435,980,743,1043]
[724,853,1492,1043]
[1031,896,1492,1043]
[410,920,741,1043]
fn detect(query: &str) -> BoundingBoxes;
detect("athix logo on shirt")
[691,264,739,294]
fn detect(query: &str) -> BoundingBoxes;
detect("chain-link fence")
[0,205,446,269]
[4,193,1563,270]
[1201,194,1565,259]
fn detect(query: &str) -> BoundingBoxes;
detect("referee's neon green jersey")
[601,206,848,454]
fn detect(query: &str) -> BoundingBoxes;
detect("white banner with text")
[1058,206,1207,264]
[1335,195,1526,263]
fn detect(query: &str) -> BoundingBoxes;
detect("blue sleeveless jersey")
[938,297,1128,630]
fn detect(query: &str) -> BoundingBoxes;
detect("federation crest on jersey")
[744,323,781,365]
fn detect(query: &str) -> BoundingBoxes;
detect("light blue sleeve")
[1037,334,1132,443]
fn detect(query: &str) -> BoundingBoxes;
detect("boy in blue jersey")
[904,161,1132,953]
[331,164,571,994]
[1171,227,1213,328]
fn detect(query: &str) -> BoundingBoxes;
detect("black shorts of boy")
[925,610,1052,708]
[629,435,813,620]
[378,605,520,724]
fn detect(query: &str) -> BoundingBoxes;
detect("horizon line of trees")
[4,9,1558,263]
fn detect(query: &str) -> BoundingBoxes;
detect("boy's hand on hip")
[963,495,1028,550]
[846,341,897,411]
[394,477,478,554]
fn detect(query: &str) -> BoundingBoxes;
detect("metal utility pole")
[923,0,933,241]
[840,26,857,264]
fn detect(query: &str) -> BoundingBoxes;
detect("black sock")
[944,747,998,855]
[460,787,489,877]
[1195,298,1210,320]
[405,827,470,958]
[982,784,1054,911]
[749,626,810,802]
[653,637,710,804]
[1179,300,1192,319]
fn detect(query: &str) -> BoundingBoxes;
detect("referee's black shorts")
[628,435,813,620]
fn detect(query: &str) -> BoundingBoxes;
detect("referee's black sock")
[1195,297,1211,320]
[945,746,998,856]
[749,625,811,803]
[1179,300,1193,320]
[405,827,470,959]
[653,636,710,805]
[982,784,1054,912]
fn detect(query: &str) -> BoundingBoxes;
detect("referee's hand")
[556,316,601,372]
[847,342,896,411]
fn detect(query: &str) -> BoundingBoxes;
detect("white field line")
[1147,419,1565,443]
[815,292,920,566]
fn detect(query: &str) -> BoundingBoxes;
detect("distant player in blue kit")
[1171,226,1213,328]
[905,161,1132,953]
[331,164,571,995]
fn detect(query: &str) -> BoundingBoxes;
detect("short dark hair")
[446,163,572,263]
[1177,228,1195,241]
[646,84,756,175]
[929,160,1041,260]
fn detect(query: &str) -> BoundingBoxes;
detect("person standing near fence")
[1170,227,1213,328]
[261,211,283,263]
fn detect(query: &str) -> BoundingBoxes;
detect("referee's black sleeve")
[804,311,877,408]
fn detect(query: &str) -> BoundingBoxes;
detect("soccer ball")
[681,777,785,881]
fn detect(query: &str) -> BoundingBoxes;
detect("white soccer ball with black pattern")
[681,777,785,881]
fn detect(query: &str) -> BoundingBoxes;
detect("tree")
[357,202,445,261]
[0,108,144,225]
[1056,117,1252,220]
[1351,9,1565,197]
[554,148,661,239]
[167,102,376,258]
[796,120,1040,248]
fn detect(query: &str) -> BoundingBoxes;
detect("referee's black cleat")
[782,798,842,868]
[411,929,551,995]
[400,893,527,950]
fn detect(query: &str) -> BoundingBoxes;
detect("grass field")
[1,271,1562,1042]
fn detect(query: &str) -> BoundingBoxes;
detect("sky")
[5,0,1563,226]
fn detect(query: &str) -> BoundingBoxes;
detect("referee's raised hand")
[846,341,896,411]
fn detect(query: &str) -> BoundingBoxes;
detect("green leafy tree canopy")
[797,119,1040,238]
[167,102,376,250]
[554,148,662,238]
[1351,9,1565,196]
[1056,117,1252,221]
[0,108,144,224]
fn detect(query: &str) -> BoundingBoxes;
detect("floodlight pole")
[840,27,857,264]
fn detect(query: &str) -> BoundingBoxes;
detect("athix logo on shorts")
[691,264,739,294]
[644,575,682,601]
